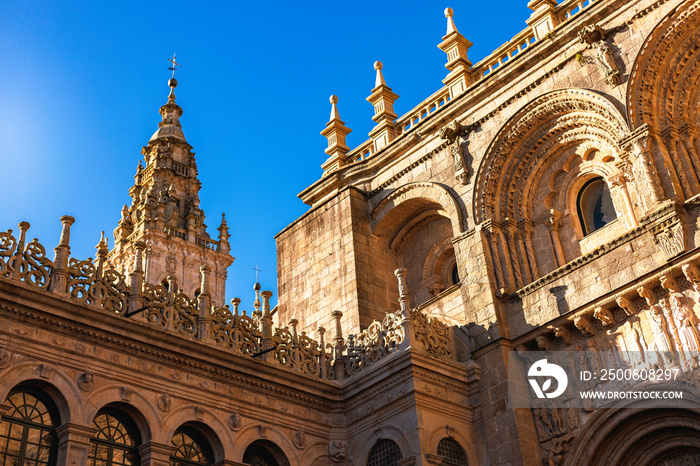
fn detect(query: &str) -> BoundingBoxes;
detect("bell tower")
[107,73,234,305]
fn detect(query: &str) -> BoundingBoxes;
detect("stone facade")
[2,0,700,465]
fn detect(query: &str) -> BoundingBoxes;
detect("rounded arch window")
[437,438,470,465]
[577,177,617,236]
[0,387,59,465]
[88,409,141,466]
[367,439,402,466]
[170,426,214,466]
[451,263,460,286]
[242,440,288,466]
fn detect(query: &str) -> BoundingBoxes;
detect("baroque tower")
[107,76,233,305]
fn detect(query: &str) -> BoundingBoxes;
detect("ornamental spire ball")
[329,95,341,121]
[445,7,458,34]
[374,60,387,88]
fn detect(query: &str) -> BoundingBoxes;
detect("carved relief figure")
[439,119,470,185]
[670,293,700,368]
[329,440,347,463]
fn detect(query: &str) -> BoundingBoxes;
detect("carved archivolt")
[473,88,629,224]
[371,181,464,238]
[627,0,700,131]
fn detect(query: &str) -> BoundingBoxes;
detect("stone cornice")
[0,280,342,410]
[298,0,645,209]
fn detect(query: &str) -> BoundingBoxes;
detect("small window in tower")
[577,177,617,236]
[451,264,460,286]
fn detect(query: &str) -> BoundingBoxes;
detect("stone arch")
[626,1,700,201]
[299,441,332,466]
[0,362,77,425]
[83,384,159,443]
[564,406,700,466]
[371,182,464,238]
[627,1,700,131]
[425,426,476,466]
[472,89,629,289]
[233,424,297,465]
[369,182,464,307]
[474,88,629,224]
[161,405,233,462]
[357,425,413,465]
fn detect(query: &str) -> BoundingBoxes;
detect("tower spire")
[106,58,234,307]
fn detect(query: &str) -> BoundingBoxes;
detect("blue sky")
[1,1,531,307]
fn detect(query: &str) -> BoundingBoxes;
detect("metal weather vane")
[167,53,181,79]
[253,266,262,283]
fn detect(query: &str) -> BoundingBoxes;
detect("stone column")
[197,265,212,341]
[611,173,639,228]
[49,215,75,295]
[128,241,146,317]
[259,291,274,360]
[395,268,414,349]
[484,222,506,292]
[332,310,345,380]
[138,441,175,466]
[523,221,539,280]
[55,423,97,466]
[546,209,565,267]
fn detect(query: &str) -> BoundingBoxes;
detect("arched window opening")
[242,441,288,466]
[367,439,402,466]
[88,409,141,466]
[242,447,277,466]
[0,388,59,465]
[170,426,214,466]
[437,438,469,465]
[577,177,617,236]
[451,264,460,286]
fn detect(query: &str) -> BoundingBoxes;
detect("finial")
[220,212,227,227]
[329,95,341,121]
[374,61,387,88]
[167,53,181,100]
[445,7,458,34]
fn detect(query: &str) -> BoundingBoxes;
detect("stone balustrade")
[395,88,452,136]
[473,29,536,78]
[333,0,600,170]
[0,220,457,382]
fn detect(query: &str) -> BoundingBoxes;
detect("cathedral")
[2,0,700,464]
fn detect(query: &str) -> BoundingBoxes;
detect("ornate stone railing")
[346,139,375,163]
[395,88,451,135]
[0,219,457,382]
[558,0,595,20]
[473,29,536,79]
[336,0,599,169]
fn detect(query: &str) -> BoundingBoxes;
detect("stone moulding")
[515,201,681,298]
